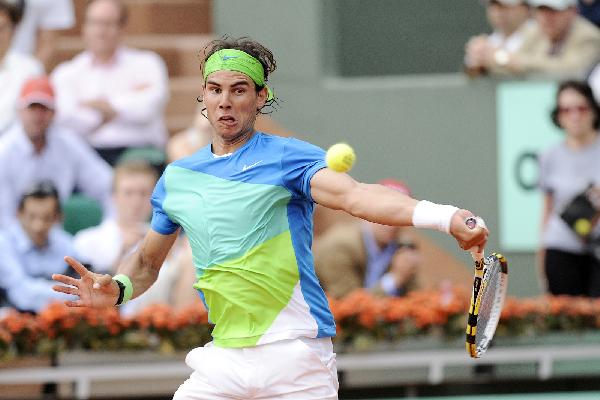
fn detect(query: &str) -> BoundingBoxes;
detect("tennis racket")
[464,217,509,358]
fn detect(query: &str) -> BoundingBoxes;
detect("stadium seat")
[62,194,103,235]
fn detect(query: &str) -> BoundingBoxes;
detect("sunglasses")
[558,105,591,115]
[397,240,418,250]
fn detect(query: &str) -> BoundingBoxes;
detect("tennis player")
[52,37,488,400]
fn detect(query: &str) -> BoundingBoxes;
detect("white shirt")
[588,64,600,103]
[74,218,144,274]
[0,123,113,225]
[0,52,44,133]
[489,20,535,53]
[10,0,75,56]
[74,218,179,317]
[51,47,169,149]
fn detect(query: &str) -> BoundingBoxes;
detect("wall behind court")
[214,0,540,297]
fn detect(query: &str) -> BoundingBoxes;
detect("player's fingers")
[53,285,78,295]
[52,273,79,287]
[65,300,85,308]
[64,256,90,278]
[475,217,487,229]
[92,274,113,289]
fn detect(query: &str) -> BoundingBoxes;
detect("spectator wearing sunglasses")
[314,179,422,298]
[538,80,600,297]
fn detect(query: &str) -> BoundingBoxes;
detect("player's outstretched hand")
[449,209,488,253]
[52,256,119,308]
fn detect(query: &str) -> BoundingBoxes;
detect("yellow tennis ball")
[575,218,592,236]
[326,143,356,173]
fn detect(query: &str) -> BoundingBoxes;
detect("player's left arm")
[310,168,487,251]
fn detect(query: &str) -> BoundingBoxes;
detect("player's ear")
[257,86,267,110]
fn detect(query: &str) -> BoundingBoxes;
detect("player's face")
[203,70,267,142]
[557,88,596,138]
[18,197,60,248]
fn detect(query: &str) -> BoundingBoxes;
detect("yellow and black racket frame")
[466,253,508,358]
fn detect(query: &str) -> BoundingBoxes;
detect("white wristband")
[412,200,459,234]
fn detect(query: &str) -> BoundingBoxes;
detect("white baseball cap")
[495,0,527,5]
[483,0,527,6]
[528,0,577,10]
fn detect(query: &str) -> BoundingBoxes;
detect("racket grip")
[470,250,484,262]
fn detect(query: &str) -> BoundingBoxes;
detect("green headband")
[203,49,274,101]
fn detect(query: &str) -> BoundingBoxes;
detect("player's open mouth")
[218,116,236,126]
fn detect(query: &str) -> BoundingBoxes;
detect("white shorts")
[173,337,339,400]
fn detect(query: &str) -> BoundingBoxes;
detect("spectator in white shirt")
[74,159,195,316]
[10,0,74,70]
[464,0,532,77]
[50,0,169,166]
[0,76,113,226]
[74,159,157,274]
[0,0,43,134]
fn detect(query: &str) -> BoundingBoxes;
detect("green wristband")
[112,274,133,305]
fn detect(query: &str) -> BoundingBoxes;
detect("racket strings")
[475,258,507,354]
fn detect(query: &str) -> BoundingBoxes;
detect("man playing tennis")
[52,37,488,400]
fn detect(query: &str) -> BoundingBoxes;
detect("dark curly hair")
[0,0,24,26]
[551,80,600,130]
[198,36,278,113]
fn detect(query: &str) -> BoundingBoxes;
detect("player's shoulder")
[258,132,323,152]
[165,143,212,172]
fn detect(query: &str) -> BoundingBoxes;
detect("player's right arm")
[310,168,487,252]
[52,229,178,308]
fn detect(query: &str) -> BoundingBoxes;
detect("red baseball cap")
[378,178,411,196]
[19,76,55,110]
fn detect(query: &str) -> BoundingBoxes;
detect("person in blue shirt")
[52,37,488,400]
[0,181,75,312]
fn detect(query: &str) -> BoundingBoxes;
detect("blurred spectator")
[10,0,74,70]
[538,80,600,297]
[314,179,421,298]
[585,58,600,102]
[74,159,202,315]
[0,181,75,312]
[0,76,113,225]
[0,0,43,134]
[51,0,169,166]
[578,0,600,27]
[483,0,600,77]
[74,159,157,274]
[464,0,532,77]
[166,105,213,162]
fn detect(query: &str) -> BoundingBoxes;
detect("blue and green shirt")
[150,132,336,347]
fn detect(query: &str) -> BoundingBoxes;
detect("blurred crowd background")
[3,0,600,391]
[4,0,600,398]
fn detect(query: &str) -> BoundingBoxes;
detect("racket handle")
[465,217,485,261]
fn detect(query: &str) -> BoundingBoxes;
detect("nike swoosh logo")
[242,160,263,172]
